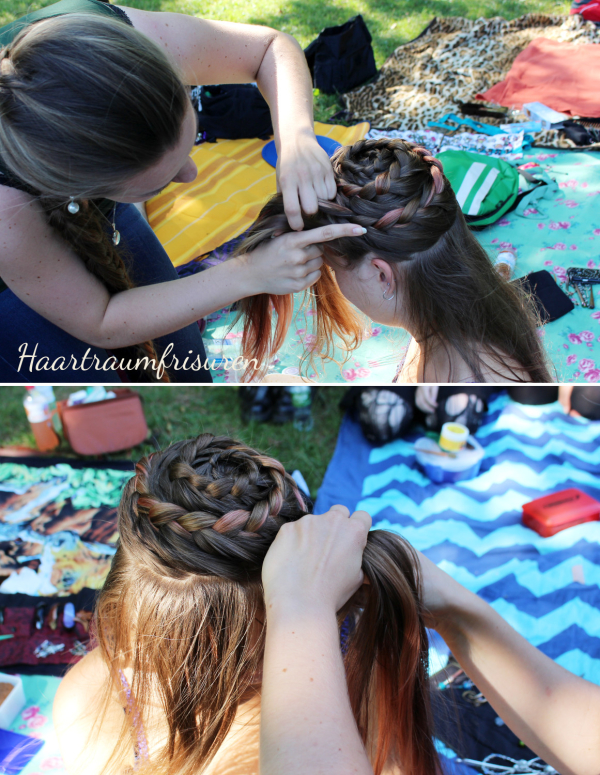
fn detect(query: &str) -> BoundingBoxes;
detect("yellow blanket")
[146,121,370,267]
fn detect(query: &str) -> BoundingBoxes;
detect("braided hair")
[239,138,552,382]
[94,433,439,775]
[121,434,308,581]
[0,15,192,381]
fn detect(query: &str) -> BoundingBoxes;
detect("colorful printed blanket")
[0,460,133,667]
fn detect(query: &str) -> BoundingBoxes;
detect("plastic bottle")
[289,386,313,432]
[25,386,62,434]
[23,392,60,452]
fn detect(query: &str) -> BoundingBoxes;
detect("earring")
[382,282,395,301]
[67,197,80,215]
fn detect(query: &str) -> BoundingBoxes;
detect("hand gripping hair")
[94,433,440,775]
[237,138,551,383]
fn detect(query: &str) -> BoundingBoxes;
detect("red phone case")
[522,488,600,537]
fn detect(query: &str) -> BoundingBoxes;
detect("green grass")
[0,0,572,121]
[0,386,347,496]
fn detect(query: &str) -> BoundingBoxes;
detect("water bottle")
[289,386,313,432]
[26,386,62,434]
[23,391,60,452]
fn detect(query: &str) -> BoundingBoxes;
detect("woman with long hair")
[239,138,554,383]
[0,1,362,382]
[53,433,440,775]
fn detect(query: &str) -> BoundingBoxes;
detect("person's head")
[0,14,196,380]
[95,433,439,775]
[0,14,195,201]
[239,138,552,382]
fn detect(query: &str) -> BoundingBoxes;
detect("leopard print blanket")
[344,14,599,149]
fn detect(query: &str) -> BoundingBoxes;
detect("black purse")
[304,15,377,94]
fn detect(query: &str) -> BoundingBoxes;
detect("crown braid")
[120,434,308,580]
[321,138,454,243]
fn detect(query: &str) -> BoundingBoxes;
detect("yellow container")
[439,422,469,453]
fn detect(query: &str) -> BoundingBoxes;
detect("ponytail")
[346,531,440,775]
[236,203,363,381]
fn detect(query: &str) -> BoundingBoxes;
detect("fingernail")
[353,226,367,235]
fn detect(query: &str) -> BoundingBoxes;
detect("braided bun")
[119,434,308,580]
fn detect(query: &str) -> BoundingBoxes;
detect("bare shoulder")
[54,648,131,775]
[0,184,60,273]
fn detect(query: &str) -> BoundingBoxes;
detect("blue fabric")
[0,203,212,382]
[315,392,600,684]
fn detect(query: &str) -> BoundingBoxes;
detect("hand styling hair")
[0,15,190,380]
[94,433,439,775]
[238,138,552,382]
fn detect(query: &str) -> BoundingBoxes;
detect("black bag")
[304,15,377,94]
[191,84,273,142]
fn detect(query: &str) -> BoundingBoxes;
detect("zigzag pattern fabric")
[315,392,600,684]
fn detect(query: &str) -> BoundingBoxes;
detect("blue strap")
[427,113,508,136]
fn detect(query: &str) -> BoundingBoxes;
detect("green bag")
[437,150,558,227]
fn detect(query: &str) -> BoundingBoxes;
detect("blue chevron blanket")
[315,392,600,685]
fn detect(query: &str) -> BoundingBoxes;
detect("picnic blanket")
[146,121,369,266]
[479,37,600,116]
[2,675,64,775]
[343,14,599,143]
[0,458,133,668]
[315,391,600,688]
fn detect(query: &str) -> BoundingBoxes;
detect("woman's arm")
[260,506,374,775]
[418,551,600,775]
[0,189,363,349]
[119,8,336,229]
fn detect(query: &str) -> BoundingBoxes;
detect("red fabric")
[571,3,600,23]
[478,37,600,116]
[0,607,89,666]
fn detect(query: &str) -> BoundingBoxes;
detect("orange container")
[522,488,600,537]
[58,389,148,455]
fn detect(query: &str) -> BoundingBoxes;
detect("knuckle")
[321,226,333,240]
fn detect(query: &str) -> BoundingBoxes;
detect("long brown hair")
[239,138,553,382]
[93,433,439,775]
[0,15,191,380]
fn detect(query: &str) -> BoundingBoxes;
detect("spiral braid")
[119,434,308,579]
[319,139,453,248]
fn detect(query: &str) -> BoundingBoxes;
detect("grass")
[0,0,572,121]
[0,386,348,496]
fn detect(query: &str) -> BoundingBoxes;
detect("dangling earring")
[382,282,395,301]
[111,202,121,246]
[67,197,80,214]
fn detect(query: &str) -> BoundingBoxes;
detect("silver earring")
[382,282,395,301]
[67,197,80,214]
[111,202,121,246]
